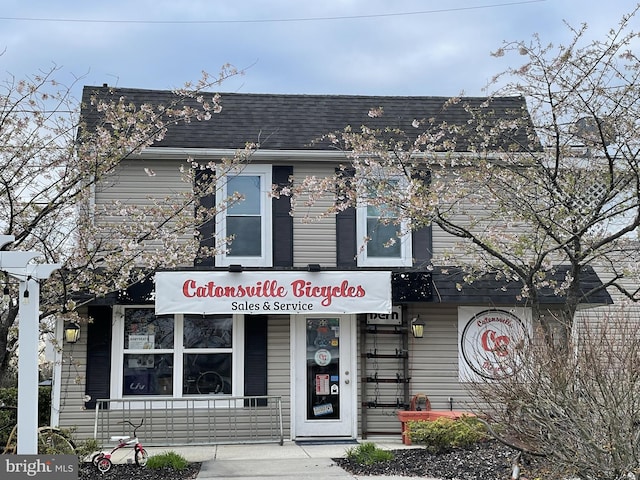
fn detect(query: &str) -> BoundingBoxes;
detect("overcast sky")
[0,1,636,99]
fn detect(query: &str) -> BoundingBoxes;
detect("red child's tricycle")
[91,419,148,473]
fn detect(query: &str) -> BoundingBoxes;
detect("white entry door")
[292,315,357,438]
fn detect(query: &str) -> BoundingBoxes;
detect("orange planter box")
[397,410,474,445]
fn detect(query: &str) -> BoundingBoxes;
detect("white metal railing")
[93,396,283,446]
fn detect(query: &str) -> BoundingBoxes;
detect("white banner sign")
[155,271,392,315]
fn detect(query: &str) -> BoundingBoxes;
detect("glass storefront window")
[122,308,175,396]
[124,309,174,349]
[183,314,233,395]
[183,353,232,395]
[119,308,235,397]
[183,315,232,348]
[123,353,174,395]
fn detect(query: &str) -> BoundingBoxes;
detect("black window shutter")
[336,168,357,267]
[244,315,268,406]
[412,225,432,267]
[195,168,215,267]
[272,166,293,267]
[84,306,112,409]
[336,207,357,267]
[411,169,432,267]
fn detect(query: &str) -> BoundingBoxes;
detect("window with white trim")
[114,306,242,398]
[356,179,412,267]
[215,164,273,267]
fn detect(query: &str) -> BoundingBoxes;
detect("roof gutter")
[135,147,350,162]
[135,147,521,165]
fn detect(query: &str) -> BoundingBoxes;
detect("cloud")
[0,0,635,99]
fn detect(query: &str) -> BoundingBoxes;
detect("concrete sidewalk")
[141,439,437,480]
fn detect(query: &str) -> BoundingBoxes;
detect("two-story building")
[52,87,611,444]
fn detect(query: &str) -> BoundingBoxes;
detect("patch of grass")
[345,441,394,465]
[146,451,189,470]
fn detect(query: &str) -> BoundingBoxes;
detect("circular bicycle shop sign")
[460,309,527,380]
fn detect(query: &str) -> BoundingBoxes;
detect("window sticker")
[315,374,330,395]
[314,349,331,366]
[313,403,334,416]
[128,334,154,349]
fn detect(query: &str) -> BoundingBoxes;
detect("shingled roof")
[429,265,613,306]
[81,86,538,152]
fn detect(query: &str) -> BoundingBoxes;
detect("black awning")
[392,271,433,303]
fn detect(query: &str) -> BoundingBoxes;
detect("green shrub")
[0,386,51,425]
[38,387,52,425]
[0,386,52,448]
[407,416,488,453]
[75,437,101,463]
[146,451,189,470]
[345,442,394,465]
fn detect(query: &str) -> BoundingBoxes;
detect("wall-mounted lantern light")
[64,322,81,344]
[411,316,425,339]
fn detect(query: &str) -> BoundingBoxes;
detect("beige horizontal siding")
[95,159,190,201]
[406,305,475,411]
[292,163,337,267]
[57,330,97,440]
[266,315,291,438]
[430,191,531,267]
[93,158,195,264]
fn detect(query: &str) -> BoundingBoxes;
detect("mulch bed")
[78,463,202,480]
[334,440,565,479]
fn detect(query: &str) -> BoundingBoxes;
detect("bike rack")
[93,395,284,447]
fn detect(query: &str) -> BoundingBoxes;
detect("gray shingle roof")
[430,265,612,306]
[81,86,537,152]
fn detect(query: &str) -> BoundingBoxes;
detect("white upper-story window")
[356,178,413,267]
[215,164,273,267]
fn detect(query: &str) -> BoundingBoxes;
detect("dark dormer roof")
[80,86,538,152]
